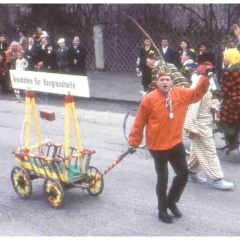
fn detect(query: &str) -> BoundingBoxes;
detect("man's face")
[0,37,5,43]
[73,39,80,46]
[59,42,65,48]
[146,58,155,68]
[224,41,233,48]
[28,38,34,44]
[144,39,150,47]
[156,76,173,93]
[161,39,169,48]
[181,53,189,63]
[41,37,47,44]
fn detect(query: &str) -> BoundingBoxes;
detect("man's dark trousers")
[150,142,189,212]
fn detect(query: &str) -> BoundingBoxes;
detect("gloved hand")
[128,145,136,154]
[203,66,216,78]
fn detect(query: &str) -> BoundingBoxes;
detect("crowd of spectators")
[0,27,87,93]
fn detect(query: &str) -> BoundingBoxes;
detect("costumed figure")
[180,49,198,85]
[214,48,240,151]
[184,62,234,190]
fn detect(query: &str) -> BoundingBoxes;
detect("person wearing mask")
[184,62,234,190]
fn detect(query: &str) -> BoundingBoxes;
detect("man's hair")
[161,36,169,41]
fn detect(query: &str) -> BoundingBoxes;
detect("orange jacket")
[128,75,210,150]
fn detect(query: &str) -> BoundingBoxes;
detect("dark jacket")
[43,50,57,72]
[56,47,69,72]
[68,44,87,75]
[197,51,215,66]
[139,45,155,89]
[24,44,40,70]
[0,41,9,56]
[160,46,181,69]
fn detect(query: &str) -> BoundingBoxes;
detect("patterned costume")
[184,74,224,180]
[149,61,190,91]
[180,59,198,84]
[217,64,240,125]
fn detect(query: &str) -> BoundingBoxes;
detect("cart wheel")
[87,166,104,196]
[43,178,64,208]
[11,166,32,199]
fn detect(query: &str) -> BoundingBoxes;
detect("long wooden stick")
[126,14,170,73]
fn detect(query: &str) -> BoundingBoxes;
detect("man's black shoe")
[167,202,182,218]
[158,211,173,223]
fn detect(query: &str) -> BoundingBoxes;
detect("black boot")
[158,211,173,223]
[167,201,182,218]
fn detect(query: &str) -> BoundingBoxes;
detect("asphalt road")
[0,94,239,236]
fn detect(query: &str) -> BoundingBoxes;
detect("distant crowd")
[0,27,87,93]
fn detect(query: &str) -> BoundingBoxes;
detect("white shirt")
[16,58,29,71]
[162,46,168,54]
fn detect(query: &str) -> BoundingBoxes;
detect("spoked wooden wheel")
[11,166,32,199]
[87,166,104,196]
[43,178,64,208]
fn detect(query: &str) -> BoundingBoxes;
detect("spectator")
[128,69,212,223]
[159,36,181,69]
[33,27,49,43]
[197,42,215,66]
[184,62,234,190]
[0,34,9,57]
[16,51,28,71]
[56,38,69,74]
[179,39,196,62]
[0,53,8,93]
[24,36,40,71]
[18,30,28,50]
[68,36,87,76]
[43,44,57,73]
[137,38,156,91]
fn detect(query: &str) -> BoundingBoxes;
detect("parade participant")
[180,49,198,84]
[146,53,190,91]
[56,38,69,74]
[184,62,234,189]
[5,41,24,70]
[214,48,240,152]
[68,36,87,76]
[128,68,212,224]
[138,38,156,91]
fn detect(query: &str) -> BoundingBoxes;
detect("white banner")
[9,70,90,97]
